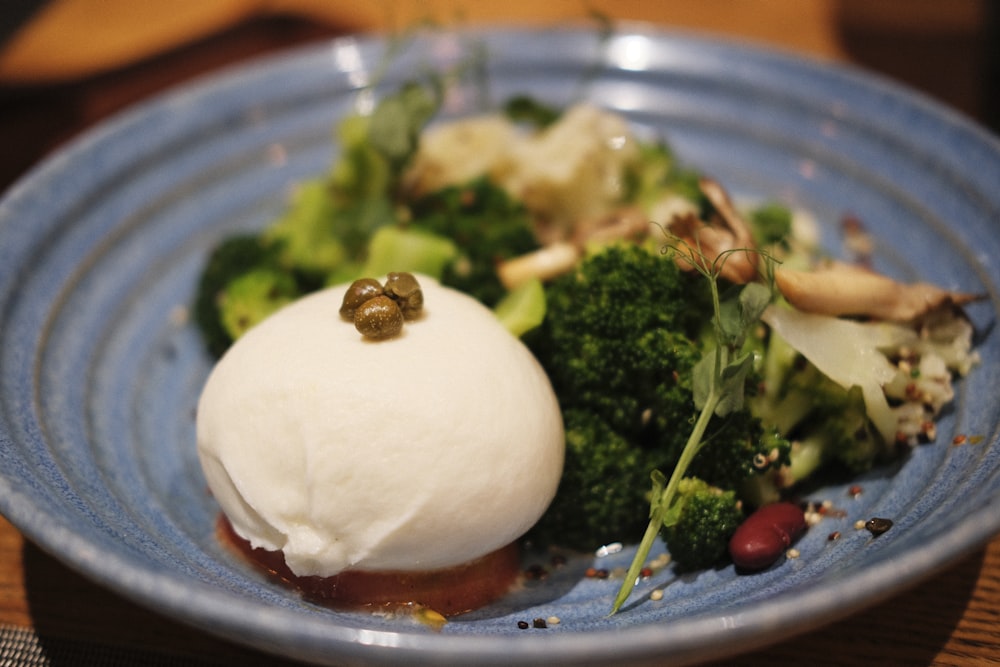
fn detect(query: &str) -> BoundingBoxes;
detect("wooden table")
[1,6,998,666]
[3,511,1000,666]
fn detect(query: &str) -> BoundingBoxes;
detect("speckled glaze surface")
[0,25,998,667]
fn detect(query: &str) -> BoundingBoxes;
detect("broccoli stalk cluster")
[526,243,788,570]
[193,82,538,357]
[744,319,902,506]
[746,300,980,507]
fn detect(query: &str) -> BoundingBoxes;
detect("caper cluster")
[339,272,424,340]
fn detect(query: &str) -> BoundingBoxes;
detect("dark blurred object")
[0,0,46,46]
[987,1,1000,131]
[836,0,994,128]
[0,14,342,192]
[0,4,996,195]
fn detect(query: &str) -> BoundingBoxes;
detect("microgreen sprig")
[610,238,776,615]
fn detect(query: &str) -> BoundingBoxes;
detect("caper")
[354,295,404,339]
[340,278,384,320]
[384,271,423,320]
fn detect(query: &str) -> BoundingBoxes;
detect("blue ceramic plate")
[1,25,998,666]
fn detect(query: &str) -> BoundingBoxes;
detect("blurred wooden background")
[0,0,996,191]
[0,2,998,665]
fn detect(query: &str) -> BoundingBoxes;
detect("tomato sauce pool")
[217,516,522,616]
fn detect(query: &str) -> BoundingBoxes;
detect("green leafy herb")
[610,243,776,615]
[368,81,442,170]
[503,95,561,129]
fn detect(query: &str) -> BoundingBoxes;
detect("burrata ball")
[196,275,564,576]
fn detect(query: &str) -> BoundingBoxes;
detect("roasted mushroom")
[774,260,983,322]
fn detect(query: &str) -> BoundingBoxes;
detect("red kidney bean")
[729,502,807,571]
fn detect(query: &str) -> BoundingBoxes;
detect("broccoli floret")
[193,235,284,357]
[263,179,360,285]
[544,242,709,339]
[688,413,791,491]
[269,93,436,285]
[747,355,890,504]
[785,370,887,480]
[193,81,447,355]
[526,245,707,548]
[218,267,300,341]
[242,82,442,284]
[528,244,780,550]
[552,326,700,446]
[660,477,745,572]
[746,380,882,505]
[408,177,539,306]
[527,409,661,550]
[812,381,884,473]
[623,140,705,210]
[529,243,708,443]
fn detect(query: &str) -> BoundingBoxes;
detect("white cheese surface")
[196,276,564,576]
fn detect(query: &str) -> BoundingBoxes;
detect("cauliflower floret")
[405,104,640,235]
[405,114,518,195]
[498,104,639,228]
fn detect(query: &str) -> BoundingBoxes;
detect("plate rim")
[1,23,999,666]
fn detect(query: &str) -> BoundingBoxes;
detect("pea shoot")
[610,240,776,614]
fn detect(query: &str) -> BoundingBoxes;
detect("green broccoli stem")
[784,433,829,485]
[610,377,723,614]
[739,432,827,509]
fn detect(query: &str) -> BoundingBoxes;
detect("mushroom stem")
[699,177,755,247]
[667,213,761,284]
[498,242,580,290]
